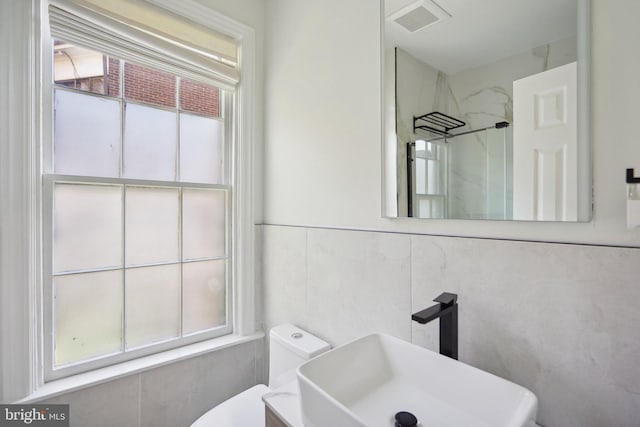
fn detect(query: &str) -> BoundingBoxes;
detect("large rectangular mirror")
[383,0,591,221]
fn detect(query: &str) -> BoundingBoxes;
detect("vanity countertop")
[262,380,304,427]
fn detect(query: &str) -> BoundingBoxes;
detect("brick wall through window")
[54,42,220,117]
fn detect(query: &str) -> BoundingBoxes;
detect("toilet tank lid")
[269,324,331,359]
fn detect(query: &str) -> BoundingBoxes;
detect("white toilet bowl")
[190,324,330,427]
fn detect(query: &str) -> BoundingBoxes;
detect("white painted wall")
[264,0,383,227]
[264,0,640,248]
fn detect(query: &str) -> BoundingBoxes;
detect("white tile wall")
[263,226,412,345]
[262,226,309,330]
[140,342,258,427]
[43,375,140,427]
[410,235,640,427]
[306,228,411,345]
[40,340,264,427]
[262,224,640,427]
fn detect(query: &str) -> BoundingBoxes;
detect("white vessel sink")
[297,333,537,427]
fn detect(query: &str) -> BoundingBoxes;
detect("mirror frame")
[381,0,592,222]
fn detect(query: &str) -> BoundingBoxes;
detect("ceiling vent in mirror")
[387,0,450,33]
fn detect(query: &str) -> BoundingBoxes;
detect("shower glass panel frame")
[408,125,510,220]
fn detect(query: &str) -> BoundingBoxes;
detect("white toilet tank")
[268,324,331,389]
[190,324,330,427]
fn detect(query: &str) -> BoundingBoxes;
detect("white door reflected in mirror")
[513,62,578,221]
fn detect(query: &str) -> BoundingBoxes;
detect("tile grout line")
[137,374,142,427]
[304,228,310,330]
[409,235,413,343]
[254,339,259,384]
[260,222,640,251]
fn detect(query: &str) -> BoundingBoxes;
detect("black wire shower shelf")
[413,112,466,135]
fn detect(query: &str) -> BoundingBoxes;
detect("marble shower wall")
[395,48,445,217]
[396,37,576,219]
[261,224,640,427]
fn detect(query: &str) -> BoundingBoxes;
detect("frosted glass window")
[416,158,426,195]
[54,89,121,177]
[125,187,179,266]
[415,140,426,158]
[54,183,122,273]
[417,198,444,219]
[123,103,177,181]
[183,260,226,334]
[47,41,234,375]
[54,270,123,366]
[182,189,226,260]
[125,265,180,348]
[427,159,440,194]
[418,199,431,218]
[179,113,223,184]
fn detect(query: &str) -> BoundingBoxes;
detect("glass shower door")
[447,127,509,220]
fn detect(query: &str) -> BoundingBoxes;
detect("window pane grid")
[49,174,229,190]
[53,85,226,123]
[53,270,124,366]
[53,43,224,188]
[53,87,225,185]
[49,44,230,369]
[50,178,229,366]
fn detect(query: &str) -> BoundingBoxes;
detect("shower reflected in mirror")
[384,0,591,222]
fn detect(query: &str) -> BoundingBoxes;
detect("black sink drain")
[395,411,418,427]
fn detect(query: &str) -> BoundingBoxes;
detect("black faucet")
[411,292,458,360]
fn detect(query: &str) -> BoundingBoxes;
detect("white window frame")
[0,0,256,401]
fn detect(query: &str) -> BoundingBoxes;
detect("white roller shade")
[49,0,239,89]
